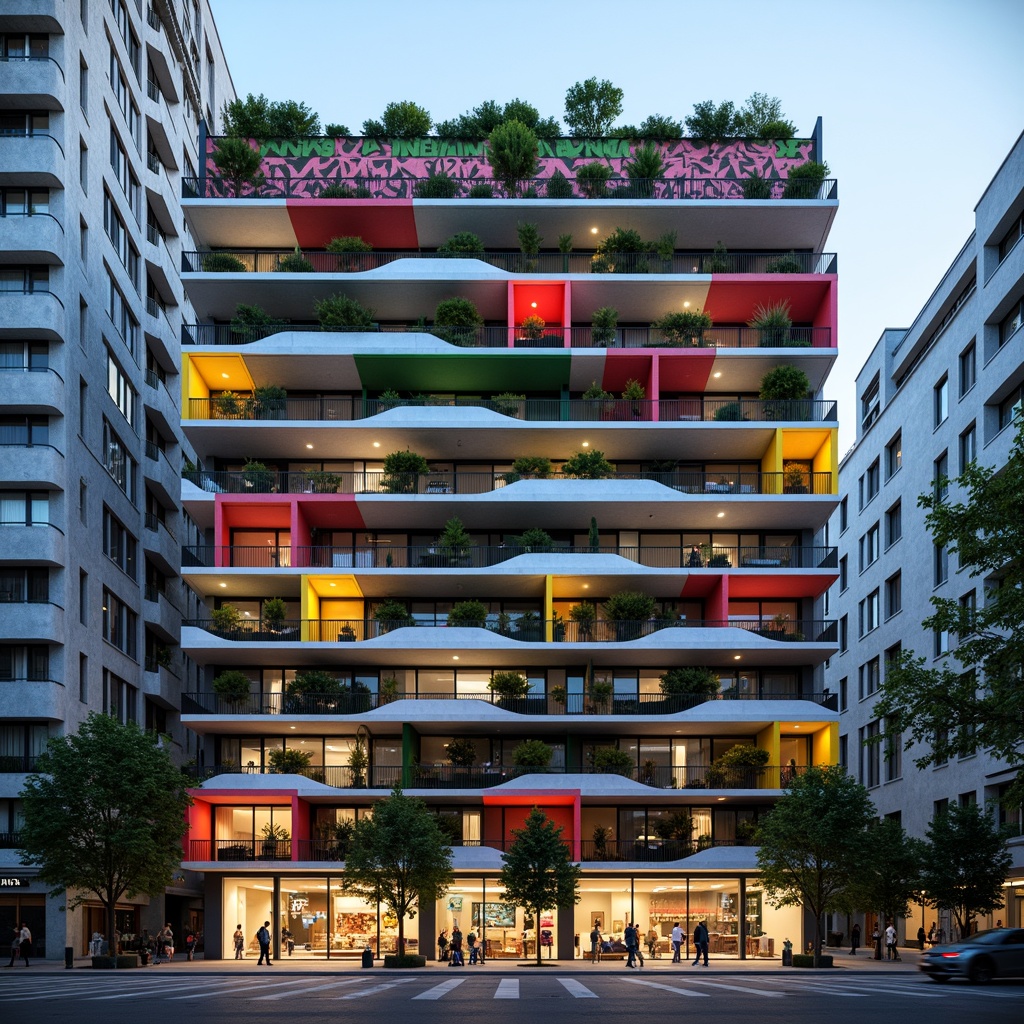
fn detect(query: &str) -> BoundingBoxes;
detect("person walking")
[872,925,881,960]
[885,921,901,962]
[160,923,174,962]
[623,922,637,968]
[646,927,659,959]
[184,929,197,962]
[467,929,479,964]
[849,923,860,955]
[256,921,272,966]
[589,922,602,963]
[437,928,448,962]
[449,925,463,966]
[670,921,684,963]
[691,920,709,967]
[233,924,245,959]
[633,924,644,968]
[917,925,926,951]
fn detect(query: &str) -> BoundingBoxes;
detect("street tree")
[343,786,453,960]
[564,78,624,137]
[755,765,875,958]
[19,713,192,957]
[920,803,1012,939]
[846,817,925,936]
[362,101,432,138]
[874,419,1024,805]
[499,807,581,965]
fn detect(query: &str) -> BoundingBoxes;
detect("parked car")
[919,928,1024,983]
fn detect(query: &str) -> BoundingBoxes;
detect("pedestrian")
[872,925,881,960]
[449,926,463,966]
[691,920,709,967]
[885,921,901,962]
[540,929,553,959]
[574,932,580,958]
[849,923,860,955]
[437,928,448,962]
[624,921,638,969]
[590,922,602,963]
[256,921,272,966]
[671,921,683,963]
[233,924,245,959]
[646,926,659,959]
[467,929,479,964]
[927,922,935,946]
[160,923,174,961]
[281,926,294,956]
[634,924,644,968]
[184,929,197,962]
[5,926,20,967]
[917,925,926,951]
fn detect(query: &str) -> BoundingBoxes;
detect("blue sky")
[210,0,1024,449]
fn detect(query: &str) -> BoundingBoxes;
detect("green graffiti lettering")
[774,139,804,158]
[361,139,381,156]
[554,139,583,158]
[260,139,333,158]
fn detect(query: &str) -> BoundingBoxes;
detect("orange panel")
[703,277,832,323]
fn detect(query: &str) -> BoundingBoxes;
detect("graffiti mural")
[201,137,817,200]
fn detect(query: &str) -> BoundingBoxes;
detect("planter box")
[92,955,141,969]
[792,954,834,968]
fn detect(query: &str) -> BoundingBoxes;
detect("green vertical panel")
[402,722,420,789]
[566,733,583,772]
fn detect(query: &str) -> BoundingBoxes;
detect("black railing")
[184,174,838,202]
[181,321,832,349]
[182,248,836,276]
[182,542,837,571]
[187,838,292,862]
[0,755,38,773]
[182,467,834,497]
[185,395,837,424]
[0,831,23,849]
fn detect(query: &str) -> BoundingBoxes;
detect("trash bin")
[65,946,74,969]
[361,946,373,969]
[781,938,792,967]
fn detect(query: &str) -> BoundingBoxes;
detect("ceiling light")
[373,441,381,448]
[290,725,296,730]
[582,584,589,589]
[683,301,691,308]
[306,443,314,449]
[530,301,537,308]
[713,372,721,379]
[582,441,590,448]
[452,655,459,661]
[329,582,336,588]
[733,654,742,660]
[219,582,227,588]
[717,797,726,802]
[717,511,725,518]
[590,227,598,234]
[221,372,230,379]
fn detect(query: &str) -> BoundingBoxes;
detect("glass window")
[860,375,879,428]
[934,376,948,426]
[997,386,1023,431]
[885,501,901,546]
[933,451,948,501]
[959,342,976,397]
[959,424,976,471]
[885,572,901,617]
[885,431,902,478]
[1000,299,1023,348]
[934,543,948,586]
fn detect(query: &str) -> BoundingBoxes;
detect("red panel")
[728,572,837,599]
[217,497,293,535]
[655,352,718,392]
[512,283,565,328]
[286,200,419,249]
[703,277,833,323]
[482,790,579,806]
[298,495,366,530]
[601,352,653,393]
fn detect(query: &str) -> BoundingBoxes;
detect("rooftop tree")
[564,78,624,137]
[362,101,433,138]
[221,93,321,137]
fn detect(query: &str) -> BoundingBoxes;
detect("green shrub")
[268,748,313,774]
[765,250,804,273]
[624,142,665,198]
[437,231,483,257]
[591,306,619,344]
[561,449,615,479]
[315,293,376,329]
[447,600,489,627]
[241,460,274,491]
[262,596,287,628]
[576,161,613,198]
[653,310,713,345]
[445,737,477,767]
[277,247,315,273]
[433,296,483,345]
[487,120,539,197]
[414,171,464,199]
[760,365,810,401]
[318,182,371,198]
[213,669,251,703]
[468,182,494,198]
[519,314,546,340]
[592,747,635,776]
[782,160,831,200]
[510,456,552,478]
[622,378,645,401]
[714,402,746,421]
[603,590,657,623]
[742,173,773,200]
[517,221,542,259]
[749,300,793,346]
[489,670,531,700]
[381,449,429,493]
[582,381,614,401]
[230,303,286,337]
[660,666,720,701]
[511,739,552,767]
[304,470,342,493]
[702,241,732,272]
[289,670,345,697]
[491,392,525,417]
[373,600,414,631]
[545,170,575,199]
[594,227,650,274]
[202,252,246,273]
[326,235,373,252]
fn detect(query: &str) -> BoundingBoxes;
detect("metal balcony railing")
[181,248,837,276]
[0,755,39,773]
[183,173,839,203]
[182,467,834,497]
[182,542,837,571]
[181,689,835,718]
[180,321,832,349]
[183,616,837,645]
[186,838,292,862]
[0,831,23,849]
[184,395,837,424]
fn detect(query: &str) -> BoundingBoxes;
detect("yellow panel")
[188,354,255,397]
[811,722,838,766]
[544,575,554,642]
[301,576,319,642]
[756,722,780,761]
[780,427,832,461]
[309,575,363,598]
[762,429,781,474]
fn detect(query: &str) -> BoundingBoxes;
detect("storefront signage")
[0,877,28,888]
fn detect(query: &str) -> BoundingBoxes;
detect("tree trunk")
[535,905,542,966]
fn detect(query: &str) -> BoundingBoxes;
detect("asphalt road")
[1,969,1021,1023]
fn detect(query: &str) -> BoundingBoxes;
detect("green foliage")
[212,137,265,197]
[591,306,618,344]
[621,378,645,401]
[437,232,483,256]
[362,100,432,138]
[545,171,575,199]
[445,737,477,768]
[414,171,464,199]
[873,421,1024,805]
[262,596,287,627]
[766,251,804,273]
[654,230,677,262]
[381,449,430,493]
[489,670,531,700]
[653,309,714,345]
[919,803,1013,938]
[756,766,877,955]
[569,602,597,634]
[562,448,615,479]
[374,600,414,631]
[760,365,810,400]
[517,220,542,258]
[447,600,489,627]
[267,748,312,774]
[613,114,684,139]
[519,314,546,340]
[277,246,314,272]
[749,300,793,345]
[588,516,600,551]
[490,392,525,417]
[467,182,494,198]
[347,739,368,785]
[202,251,246,273]
[511,739,553,768]
[703,240,733,272]
[432,296,483,346]
[242,459,274,491]
[19,713,192,954]
[714,402,745,421]
[782,160,831,199]
[437,515,472,561]
[624,142,666,197]
[576,161,613,199]
[660,666,720,701]
[326,235,373,253]
[603,590,657,622]
[564,77,624,137]
[487,120,540,197]
[685,99,739,141]
[344,786,454,957]
[845,817,925,927]
[324,122,349,137]
[512,527,554,552]
[653,810,693,841]
[315,293,376,329]
[222,93,320,137]
[230,303,285,336]
[436,98,560,139]
[592,746,635,776]
[304,470,341,493]
[213,669,251,703]
[593,227,650,273]
[499,808,581,965]
[248,384,288,419]
[289,670,344,697]
[742,173,773,200]
[582,380,614,400]
[510,455,552,478]
[735,93,797,138]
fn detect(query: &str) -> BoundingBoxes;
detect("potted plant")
[558,232,574,272]
[511,739,552,772]
[277,246,315,273]
[603,590,657,641]
[510,527,554,553]
[749,300,793,347]
[581,380,614,420]
[202,251,247,273]
[373,600,414,634]
[546,172,574,199]
[760,365,810,421]
[377,388,402,411]
[517,220,542,271]
[621,378,646,419]
[783,462,808,493]
[592,823,612,858]
[210,604,242,636]
[213,391,242,418]
[212,669,251,706]
[489,670,531,705]
[591,305,619,346]
[588,516,600,552]
[348,738,368,787]
[286,670,345,713]
[436,515,472,566]
[569,601,597,641]
[378,675,399,705]
[654,229,677,271]
[711,744,771,788]
[588,680,614,713]
[436,231,484,256]
[576,161,613,199]
[414,171,464,199]
[314,292,377,330]
[432,296,483,346]
[653,309,713,346]
[247,384,288,420]
[260,821,290,859]
[445,737,477,769]
[592,746,634,776]
[766,250,804,274]
[659,666,720,707]
[267,748,312,775]
[742,174,773,200]
[503,456,552,484]
[513,610,542,642]
[487,120,539,198]
[552,612,566,643]
[380,449,430,493]
[561,449,615,479]
[491,392,526,418]
[519,314,546,342]
[639,758,659,785]
[709,550,732,567]
[326,234,373,272]
[549,685,567,709]
[702,240,733,272]
[782,159,830,200]
[241,460,274,492]
[593,226,650,274]
[304,470,342,493]
[447,600,488,628]
[262,597,287,633]
[714,401,746,421]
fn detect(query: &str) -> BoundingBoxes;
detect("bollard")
[65,946,74,969]
[361,945,373,969]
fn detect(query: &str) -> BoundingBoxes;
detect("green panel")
[354,353,572,392]
[402,722,420,789]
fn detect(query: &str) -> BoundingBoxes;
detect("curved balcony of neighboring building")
[0,210,64,263]
[142,440,180,507]
[0,55,66,111]
[0,131,64,187]
[142,511,179,577]
[0,677,65,721]
[0,4,64,32]
[0,288,64,339]
[0,599,63,643]
[0,441,64,486]
[0,364,63,413]
[0,522,65,566]
[142,584,182,644]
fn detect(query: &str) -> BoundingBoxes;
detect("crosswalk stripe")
[494,978,519,999]
[338,978,416,999]
[622,979,710,997]
[669,976,784,998]
[413,977,467,1000]
[167,978,312,999]
[94,978,268,1000]
[760,977,944,999]
[253,978,364,1000]
[557,978,598,998]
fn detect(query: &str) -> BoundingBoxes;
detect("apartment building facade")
[0,0,233,956]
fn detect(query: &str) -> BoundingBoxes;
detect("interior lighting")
[581,441,590,448]
[582,584,589,589]
[733,655,742,660]
[717,511,725,518]
[329,582,336,588]
[717,797,726,802]
[452,655,459,661]
[713,372,722,379]
[219,582,227,588]
[373,441,381,448]
[590,227,599,234]
[683,301,691,308]
[221,372,230,379]
[306,443,314,449]
[530,301,538,308]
